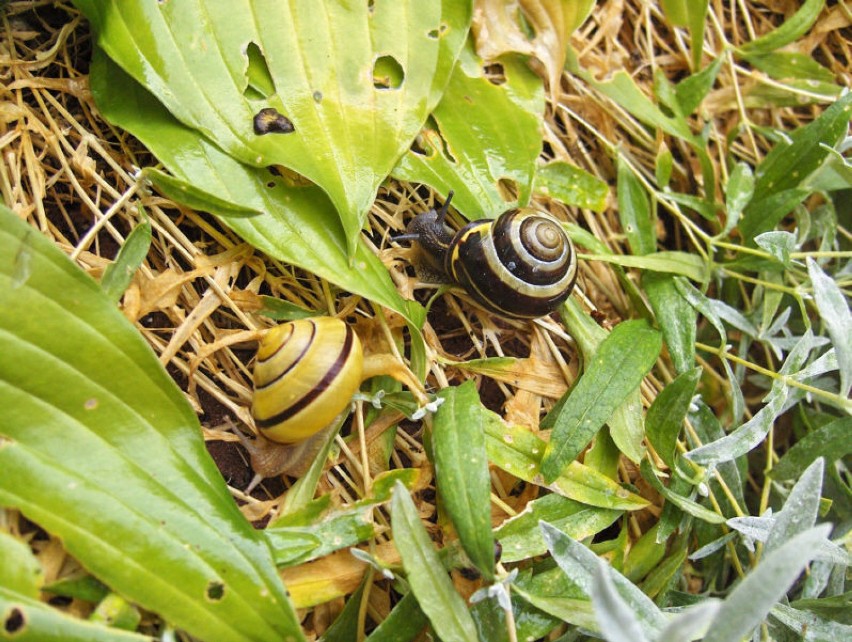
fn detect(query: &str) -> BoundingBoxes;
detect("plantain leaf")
[737,0,825,56]
[432,381,495,579]
[90,49,424,329]
[0,206,305,642]
[645,367,702,468]
[616,155,655,256]
[75,0,471,256]
[99,214,152,303]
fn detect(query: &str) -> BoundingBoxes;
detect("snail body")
[252,317,363,443]
[403,193,578,319]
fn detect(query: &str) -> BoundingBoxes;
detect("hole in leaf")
[483,63,507,86]
[497,178,519,202]
[427,23,448,39]
[373,55,404,90]
[206,581,226,602]
[4,607,25,634]
[244,41,276,100]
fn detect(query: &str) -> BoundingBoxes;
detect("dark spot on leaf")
[4,607,25,634]
[373,55,404,90]
[253,108,295,135]
[428,23,448,39]
[312,90,323,103]
[267,181,276,189]
[206,581,226,602]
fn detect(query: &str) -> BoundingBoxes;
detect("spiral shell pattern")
[251,318,364,443]
[447,209,577,319]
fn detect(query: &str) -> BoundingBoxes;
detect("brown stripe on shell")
[255,320,316,390]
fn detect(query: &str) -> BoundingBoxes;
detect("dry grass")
[2,0,849,636]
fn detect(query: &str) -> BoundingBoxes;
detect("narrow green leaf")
[743,51,836,83]
[771,416,852,481]
[512,585,598,632]
[393,45,543,218]
[617,156,655,255]
[0,206,304,642]
[540,522,667,636]
[0,586,152,642]
[494,494,620,563]
[640,460,725,524]
[703,525,833,642]
[660,0,709,69]
[77,0,471,256]
[534,160,609,212]
[674,54,722,115]
[770,603,852,641]
[433,381,495,579]
[0,531,43,598]
[643,272,696,374]
[738,0,825,55]
[807,257,852,397]
[142,168,263,218]
[541,321,661,482]
[738,187,810,242]
[657,600,721,642]
[646,368,702,468]
[722,162,754,237]
[364,591,428,642]
[750,92,852,202]
[391,482,479,642]
[100,215,152,302]
[591,560,650,642]
[585,251,709,282]
[622,524,667,582]
[321,581,366,642]
[755,231,797,267]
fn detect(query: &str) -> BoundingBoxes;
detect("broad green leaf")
[494,494,620,563]
[541,320,661,481]
[364,591,429,642]
[703,525,833,642]
[640,460,725,524]
[512,585,598,632]
[433,382,495,579]
[90,50,424,329]
[616,156,655,256]
[771,416,852,481]
[393,45,544,218]
[738,0,825,56]
[76,0,471,255]
[643,272,696,374]
[0,531,42,598]
[646,367,702,468]
[585,251,709,282]
[738,187,810,242]
[540,522,667,637]
[534,160,609,212]
[100,214,152,303]
[807,257,852,397]
[483,414,648,511]
[0,207,304,642]
[391,482,479,642]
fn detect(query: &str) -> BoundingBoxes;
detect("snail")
[241,316,425,489]
[399,192,578,319]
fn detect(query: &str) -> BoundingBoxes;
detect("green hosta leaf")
[0,206,304,642]
[391,482,479,642]
[534,161,609,212]
[100,214,152,303]
[393,45,544,219]
[76,0,471,255]
[90,49,423,329]
[541,320,661,481]
[433,381,495,579]
[703,525,833,642]
[737,0,825,56]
